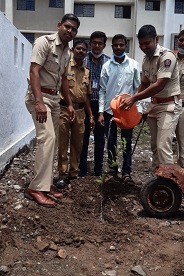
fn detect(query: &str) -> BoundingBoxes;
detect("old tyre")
[140,177,182,218]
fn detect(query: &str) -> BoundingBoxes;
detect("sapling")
[96,137,127,183]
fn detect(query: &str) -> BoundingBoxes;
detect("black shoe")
[68,176,78,181]
[55,178,70,189]
[79,172,87,177]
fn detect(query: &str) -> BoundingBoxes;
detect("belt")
[59,99,84,109]
[151,95,180,104]
[41,87,59,95]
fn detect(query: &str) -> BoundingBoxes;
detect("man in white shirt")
[98,34,140,184]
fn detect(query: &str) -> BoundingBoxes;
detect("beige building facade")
[1,0,184,64]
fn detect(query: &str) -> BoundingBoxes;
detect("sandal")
[122,174,135,185]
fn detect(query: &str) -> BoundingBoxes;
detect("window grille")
[17,0,35,10]
[175,0,184,14]
[22,33,35,44]
[145,0,160,11]
[115,5,131,18]
[125,40,130,53]
[173,36,179,50]
[74,4,94,17]
[49,0,63,8]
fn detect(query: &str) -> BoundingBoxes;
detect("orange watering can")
[110,94,141,129]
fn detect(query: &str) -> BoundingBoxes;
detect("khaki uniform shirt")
[142,44,180,98]
[28,32,70,91]
[65,57,91,103]
[177,54,184,100]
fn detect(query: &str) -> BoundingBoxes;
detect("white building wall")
[136,0,165,35]
[65,0,74,13]
[163,0,184,49]
[13,0,64,33]
[76,3,135,57]
[5,0,13,22]
[0,11,34,172]
[134,0,165,65]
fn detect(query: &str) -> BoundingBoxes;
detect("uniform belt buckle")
[52,89,59,95]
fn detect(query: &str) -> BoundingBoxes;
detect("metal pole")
[132,117,146,155]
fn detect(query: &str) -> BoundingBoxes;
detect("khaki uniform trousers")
[175,106,184,167]
[148,100,182,171]
[25,92,60,191]
[58,106,85,178]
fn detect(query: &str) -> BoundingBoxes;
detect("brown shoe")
[25,188,56,207]
[48,186,63,198]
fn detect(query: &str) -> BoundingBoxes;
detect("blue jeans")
[79,101,105,176]
[104,112,133,175]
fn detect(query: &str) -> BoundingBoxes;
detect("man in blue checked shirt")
[79,31,110,177]
[98,34,141,184]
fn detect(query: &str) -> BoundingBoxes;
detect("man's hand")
[68,104,75,122]
[35,102,47,123]
[119,96,135,110]
[90,117,95,131]
[98,113,105,126]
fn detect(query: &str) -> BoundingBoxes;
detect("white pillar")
[5,0,13,23]
[64,0,74,14]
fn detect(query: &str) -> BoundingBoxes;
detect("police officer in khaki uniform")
[176,30,184,167]
[25,14,80,207]
[120,25,182,171]
[56,40,94,188]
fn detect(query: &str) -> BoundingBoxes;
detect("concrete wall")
[163,0,184,48]
[0,11,34,172]
[134,0,182,67]
[0,0,5,13]
[13,0,64,33]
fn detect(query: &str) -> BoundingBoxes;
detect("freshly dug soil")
[0,123,183,276]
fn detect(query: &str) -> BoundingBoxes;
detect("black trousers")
[79,101,105,176]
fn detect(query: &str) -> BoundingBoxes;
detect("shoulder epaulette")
[160,48,176,57]
[159,49,168,56]
[45,34,55,42]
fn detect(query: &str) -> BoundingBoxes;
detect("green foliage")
[96,137,127,184]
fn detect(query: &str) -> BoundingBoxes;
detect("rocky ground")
[0,122,184,276]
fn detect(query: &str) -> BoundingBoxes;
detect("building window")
[145,0,160,11]
[74,4,94,17]
[14,37,18,67]
[125,40,130,53]
[115,5,131,19]
[173,35,179,50]
[22,33,35,44]
[49,0,63,8]
[175,0,184,14]
[17,0,35,10]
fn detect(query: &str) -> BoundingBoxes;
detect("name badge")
[92,80,98,89]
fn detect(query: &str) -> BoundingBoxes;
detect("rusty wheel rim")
[147,185,175,212]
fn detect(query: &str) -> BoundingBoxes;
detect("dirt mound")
[0,124,184,276]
